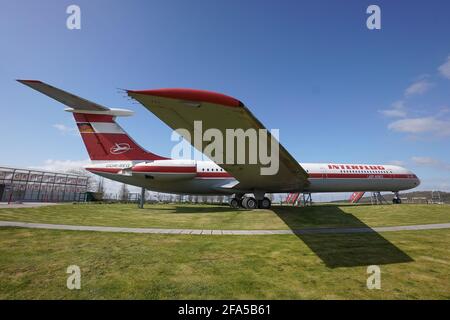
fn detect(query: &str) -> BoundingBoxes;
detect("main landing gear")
[229,197,241,208]
[392,191,402,204]
[229,195,272,209]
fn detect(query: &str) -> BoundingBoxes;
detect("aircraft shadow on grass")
[147,206,235,214]
[272,205,414,268]
[149,204,414,268]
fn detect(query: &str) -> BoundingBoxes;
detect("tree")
[96,177,106,194]
[118,183,129,201]
[145,189,151,201]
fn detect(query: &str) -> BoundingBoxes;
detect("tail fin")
[72,112,167,161]
[18,80,167,161]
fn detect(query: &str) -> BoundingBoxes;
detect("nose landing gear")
[393,192,402,204]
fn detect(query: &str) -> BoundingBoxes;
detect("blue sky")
[1,0,449,191]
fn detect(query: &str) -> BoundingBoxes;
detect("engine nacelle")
[131,160,197,181]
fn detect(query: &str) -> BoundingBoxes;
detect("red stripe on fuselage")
[196,172,233,178]
[193,172,415,180]
[132,166,197,173]
[308,173,416,179]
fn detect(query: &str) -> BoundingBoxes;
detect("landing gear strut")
[392,192,402,204]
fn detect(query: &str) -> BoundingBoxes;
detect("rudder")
[73,113,167,161]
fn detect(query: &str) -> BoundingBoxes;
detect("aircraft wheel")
[242,197,258,209]
[241,197,249,208]
[258,197,271,209]
[230,198,240,208]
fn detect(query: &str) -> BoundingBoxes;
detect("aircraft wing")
[17,80,109,111]
[127,88,309,192]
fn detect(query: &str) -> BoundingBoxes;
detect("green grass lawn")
[0,227,449,299]
[0,203,449,299]
[0,203,449,230]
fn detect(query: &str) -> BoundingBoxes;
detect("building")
[0,166,88,203]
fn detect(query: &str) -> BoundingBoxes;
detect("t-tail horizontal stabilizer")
[18,80,165,161]
[17,80,133,117]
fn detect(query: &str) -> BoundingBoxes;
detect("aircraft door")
[319,166,327,179]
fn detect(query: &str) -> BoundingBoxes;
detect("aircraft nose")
[413,174,421,187]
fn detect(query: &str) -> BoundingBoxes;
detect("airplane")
[18,80,421,209]
[110,143,132,155]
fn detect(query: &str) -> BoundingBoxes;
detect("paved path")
[0,202,60,209]
[1,220,449,235]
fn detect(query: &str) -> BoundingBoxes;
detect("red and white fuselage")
[74,107,420,194]
[18,80,421,199]
[85,159,420,195]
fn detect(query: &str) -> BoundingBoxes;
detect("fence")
[0,166,88,203]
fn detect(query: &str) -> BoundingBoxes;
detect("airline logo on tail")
[110,143,132,155]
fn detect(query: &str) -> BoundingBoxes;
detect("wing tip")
[127,88,243,108]
[17,79,43,84]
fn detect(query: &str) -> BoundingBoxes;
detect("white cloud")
[411,157,450,191]
[379,100,407,118]
[436,107,450,116]
[404,79,433,97]
[53,123,76,135]
[388,116,450,136]
[411,156,450,171]
[411,156,440,166]
[438,55,450,79]
[29,159,92,172]
[381,54,450,139]
[387,160,405,166]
